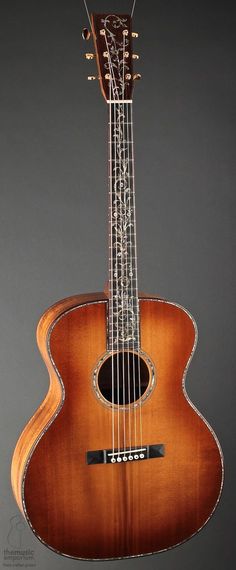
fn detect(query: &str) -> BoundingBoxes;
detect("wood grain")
[11,293,223,559]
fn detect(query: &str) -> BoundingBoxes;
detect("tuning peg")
[87,75,96,81]
[132,32,139,38]
[82,28,91,40]
[133,73,142,80]
[85,53,95,60]
[132,54,139,60]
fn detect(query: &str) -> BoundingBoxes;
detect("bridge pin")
[128,455,133,461]
[134,454,139,460]
[123,456,128,462]
[140,453,145,459]
[117,457,122,463]
[111,457,116,463]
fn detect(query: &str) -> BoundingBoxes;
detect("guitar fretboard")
[108,102,139,351]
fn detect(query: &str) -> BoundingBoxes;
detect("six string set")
[82,1,143,464]
[105,19,143,463]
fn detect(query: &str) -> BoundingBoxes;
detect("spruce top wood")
[11,12,224,560]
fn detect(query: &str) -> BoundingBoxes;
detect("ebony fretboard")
[108,102,139,351]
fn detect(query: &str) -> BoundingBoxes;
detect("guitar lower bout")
[11,291,224,560]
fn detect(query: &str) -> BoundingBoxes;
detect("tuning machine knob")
[132,54,139,60]
[133,73,142,81]
[87,75,96,81]
[132,32,139,38]
[82,28,91,41]
[85,53,95,60]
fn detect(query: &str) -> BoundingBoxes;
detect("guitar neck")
[108,101,140,351]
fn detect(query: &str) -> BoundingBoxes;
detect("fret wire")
[108,121,132,126]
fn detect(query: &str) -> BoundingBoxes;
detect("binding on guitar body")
[11,7,224,560]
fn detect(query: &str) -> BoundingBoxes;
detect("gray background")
[0,0,235,568]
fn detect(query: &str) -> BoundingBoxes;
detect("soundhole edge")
[92,350,156,410]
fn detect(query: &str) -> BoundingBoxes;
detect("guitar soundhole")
[97,352,150,405]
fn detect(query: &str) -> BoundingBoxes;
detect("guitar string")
[82,0,92,28]
[82,0,137,27]
[128,98,137,452]
[105,33,119,460]
[126,110,132,455]
[112,55,120,460]
[125,105,132,454]
[131,101,143,451]
[121,32,136,450]
[104,31,121,458]
[108,77,115,460]
[112,58,120,460]
[123,45,132,456]
[131,0,137,18]
[123,40,132,453]
[120,31,137,455]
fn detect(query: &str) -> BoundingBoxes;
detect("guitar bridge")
[86,444,165,465]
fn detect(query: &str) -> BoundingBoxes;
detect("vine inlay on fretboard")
[108,102,139,351]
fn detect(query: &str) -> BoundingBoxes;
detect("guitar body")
[11,12,224,559]
[11,292,223,560]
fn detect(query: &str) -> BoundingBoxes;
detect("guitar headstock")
[83,14,140,102]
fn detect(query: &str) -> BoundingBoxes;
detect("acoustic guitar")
[11,12,224,560]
